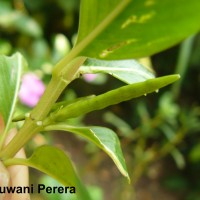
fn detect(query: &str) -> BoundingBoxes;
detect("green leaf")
[189,144,200,163]
[76,0,200,59]
[103,112,132,137]
[0,53,26,134]
[171,149,185,169]
[80,58,155,84]
[0,3,42,38]
[40,175,79,200]
[45,125,130,182]
[4,145,91,200]
[27,146,78,185]
[50,74,180,120]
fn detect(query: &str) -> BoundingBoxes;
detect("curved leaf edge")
[44,125,130,183]
[0,53,27,149]
[3,145,92,200]
[79,58,155,84]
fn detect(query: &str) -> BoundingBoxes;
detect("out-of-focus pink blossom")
[19,73,45,107]
[83,74,98,82]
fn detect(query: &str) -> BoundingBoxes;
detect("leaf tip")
[126,174,131,184]
[164,74,181,84]
[171,74,181,83]
[121,168,130,183]
[175,74,181,80]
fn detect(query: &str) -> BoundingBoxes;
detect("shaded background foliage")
[0,0,200,199]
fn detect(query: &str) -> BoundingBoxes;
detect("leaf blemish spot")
[100,39,137,58]
[121,11,156,29]
[145,0,155,7]
[121,15,137,29]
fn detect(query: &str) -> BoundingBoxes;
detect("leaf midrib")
[73,0,131,57]
[5,56,22,133]
[53,0,131,74]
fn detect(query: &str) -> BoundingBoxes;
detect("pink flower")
[19,73,45,107]
[83,74,98,82]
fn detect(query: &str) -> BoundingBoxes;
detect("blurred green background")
[0,0,200,199]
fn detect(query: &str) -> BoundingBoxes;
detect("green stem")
[3,157,29,167]
[31,56,87,121]
[0,0,130,160]
[53,0,131,74]
[0,57,86,160]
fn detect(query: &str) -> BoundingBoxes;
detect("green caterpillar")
[50,74,180,121]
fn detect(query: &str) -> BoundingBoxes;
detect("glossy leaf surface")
[45,125,130,182]
[76,0,200,59]
[80,58,154,84]
[4,145,91,200]
[0,53,26,134]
